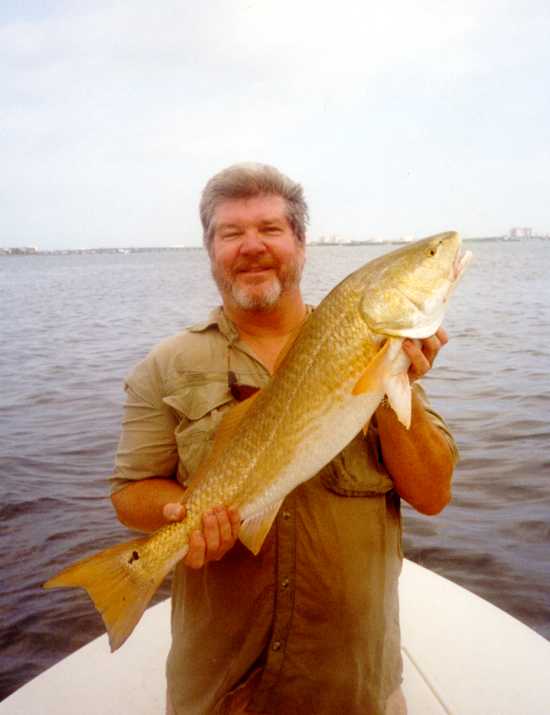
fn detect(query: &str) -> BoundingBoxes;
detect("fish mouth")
[452,247,472,282]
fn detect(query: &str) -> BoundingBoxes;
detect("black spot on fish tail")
[128,550,140,565]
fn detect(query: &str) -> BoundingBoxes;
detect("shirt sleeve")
[321,382,459,498]
[413,382,460,465]
[109,352,180,494]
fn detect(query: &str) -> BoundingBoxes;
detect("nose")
[239,229,267,255]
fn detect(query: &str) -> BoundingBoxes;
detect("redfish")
[44,232,471,650]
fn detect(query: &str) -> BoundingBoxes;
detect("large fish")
[44,231,471,651]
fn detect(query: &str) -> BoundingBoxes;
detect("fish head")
[359,231,472,339]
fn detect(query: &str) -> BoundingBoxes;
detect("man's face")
[210,194,305,311]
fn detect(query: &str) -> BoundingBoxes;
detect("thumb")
[163,503,186,522]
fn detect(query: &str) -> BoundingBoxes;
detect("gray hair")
[199,162,309,252]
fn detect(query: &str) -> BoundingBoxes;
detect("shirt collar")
[188,304,315,345]
[188,306,240,344]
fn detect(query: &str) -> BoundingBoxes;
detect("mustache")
[233,257,277,272]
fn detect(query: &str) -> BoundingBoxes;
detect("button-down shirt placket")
[218,313,302,713]
[249,496,297,712]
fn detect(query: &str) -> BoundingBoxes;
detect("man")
[110,163,457,714]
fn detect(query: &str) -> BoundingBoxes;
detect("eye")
[429,240,443,257]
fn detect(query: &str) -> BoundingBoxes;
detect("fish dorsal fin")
[272,317,309,374]
[181,391,261,503]
[239,499,284,555]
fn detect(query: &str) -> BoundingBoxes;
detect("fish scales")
[185,270,385,524]
[43,232,471,651]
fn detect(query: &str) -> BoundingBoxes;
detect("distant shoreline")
[307,236,550,246]
[1,235,549,257]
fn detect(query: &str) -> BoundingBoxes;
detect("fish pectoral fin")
[43,536,182,652]
[384,372,412,429]
[238,499,284,555]
[352,338,399,396]
[352,337,412,428]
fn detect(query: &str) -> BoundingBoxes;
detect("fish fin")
[43,536,184,651]
[272,317,309,373]
[384,372,412,428]
[182,392,262,501]
[352,339,393,395]
[353,337,412,428]
[182,316,307,501]
[239,499,284,555]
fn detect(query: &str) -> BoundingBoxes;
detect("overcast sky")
[2,1,549,249]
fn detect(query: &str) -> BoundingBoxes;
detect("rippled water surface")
[1,240,549,700]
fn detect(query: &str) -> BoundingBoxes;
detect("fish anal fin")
[239,499,284,555]
[43,536,183,651]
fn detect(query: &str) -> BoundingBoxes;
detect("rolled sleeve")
[320,382,458,498]
[414,382,460,465]
[110,355,181,494]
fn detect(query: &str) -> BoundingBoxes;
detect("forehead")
[213,194,290,227]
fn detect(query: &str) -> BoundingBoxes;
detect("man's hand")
[402,327,448,383]
[163,503,241,569]
[376,326,455,515]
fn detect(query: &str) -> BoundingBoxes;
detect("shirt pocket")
[163,373,235,483]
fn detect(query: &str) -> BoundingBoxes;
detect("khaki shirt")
[111,308,458,715]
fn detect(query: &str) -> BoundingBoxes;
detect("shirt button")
[272,641,282,651]
[281,578,290,589]
[282,511,291,520]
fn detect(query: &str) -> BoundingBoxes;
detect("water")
[1,241,549,700]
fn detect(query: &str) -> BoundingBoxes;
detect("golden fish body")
[44,231,471,650]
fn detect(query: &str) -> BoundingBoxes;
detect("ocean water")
[1,240,549,700]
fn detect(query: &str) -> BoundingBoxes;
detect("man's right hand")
[163,503,241,569]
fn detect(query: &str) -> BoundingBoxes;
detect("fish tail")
[43,536,187,651]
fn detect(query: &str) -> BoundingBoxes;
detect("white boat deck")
[2,559,550,714]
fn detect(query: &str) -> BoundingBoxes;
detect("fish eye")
[429,240,443,256]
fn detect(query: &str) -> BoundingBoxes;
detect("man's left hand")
[402,327,448,383]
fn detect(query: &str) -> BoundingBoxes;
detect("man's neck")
[223,289,307,341]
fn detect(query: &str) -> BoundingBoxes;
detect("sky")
[1,0,549,249]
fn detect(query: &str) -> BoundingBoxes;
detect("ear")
[208,233,218,260]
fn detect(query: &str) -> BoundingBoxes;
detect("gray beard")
[212,260,304,312]
[230,277,283,310]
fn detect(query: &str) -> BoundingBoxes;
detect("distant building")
[1,246,39,255]
[509,227,533,239]
[315,234,343,245]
